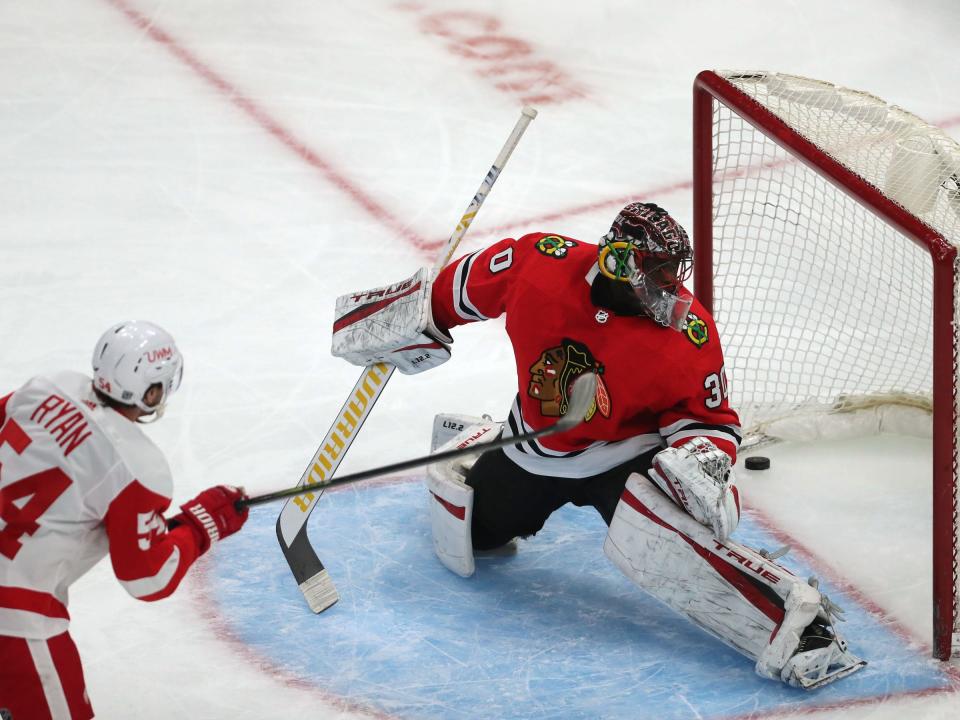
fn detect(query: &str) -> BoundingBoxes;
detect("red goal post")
[692,70,960,661]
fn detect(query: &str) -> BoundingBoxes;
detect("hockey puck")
[744,456,771,470]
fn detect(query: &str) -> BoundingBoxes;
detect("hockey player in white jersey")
[0,321,249,720]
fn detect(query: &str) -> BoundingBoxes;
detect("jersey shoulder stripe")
[660,418,743,446]
[451,251,488,322]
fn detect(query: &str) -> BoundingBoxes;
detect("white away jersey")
[0,371,203,639]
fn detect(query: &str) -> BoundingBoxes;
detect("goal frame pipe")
[692,69,959,661]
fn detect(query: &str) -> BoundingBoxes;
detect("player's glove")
[647,437,740,542]
[173,485,249,554]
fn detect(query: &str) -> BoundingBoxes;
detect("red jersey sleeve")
[104,480,205,602]
[657,309,742,463]
[432,237,530,331]
[0,393,10,427]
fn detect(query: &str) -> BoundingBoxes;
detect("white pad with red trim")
[604,474,865,689]
[332,267,452,375]
[430,412,493,453]
[426,419,503,577]
[648,436,740,542]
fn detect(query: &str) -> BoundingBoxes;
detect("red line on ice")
[101,0,960,264]
[717,684,959,720]
[191,559,400,720]
[104,0,425,249]
[453,115,960,248]
[425,177,696,252]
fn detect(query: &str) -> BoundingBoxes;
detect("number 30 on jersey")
[704,365,729,409]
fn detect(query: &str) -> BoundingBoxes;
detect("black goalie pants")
[464,447,660,551]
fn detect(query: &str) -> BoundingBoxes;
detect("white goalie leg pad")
[430,412,494,452]
[427,464,475,578]
[648,437,741,542]
[604,474,865,689]
[426,419,503,577]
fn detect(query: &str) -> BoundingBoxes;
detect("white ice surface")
[1,0,959,717]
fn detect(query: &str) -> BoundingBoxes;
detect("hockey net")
[692,70,960,660]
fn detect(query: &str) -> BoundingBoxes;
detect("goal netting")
[693,70,960,660]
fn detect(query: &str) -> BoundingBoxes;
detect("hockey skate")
[776,587,866,690]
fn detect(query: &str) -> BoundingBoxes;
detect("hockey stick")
[246,373,596,509]
[275,107,539,613]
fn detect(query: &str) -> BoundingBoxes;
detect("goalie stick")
[275,106,539,613]
[245,373,597,509]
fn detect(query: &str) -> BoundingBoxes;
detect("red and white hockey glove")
[174,485,249,554]
[647,437,740,542]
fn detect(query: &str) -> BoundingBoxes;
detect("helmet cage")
[639,251,693,293]
[599,202,694,330]
[628,269,693,331]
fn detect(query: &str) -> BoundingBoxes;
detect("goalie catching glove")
[647,436,740,542]
[332,267,453,375]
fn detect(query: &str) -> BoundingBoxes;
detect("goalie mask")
[597,202,693,331]
[92,320,184,420]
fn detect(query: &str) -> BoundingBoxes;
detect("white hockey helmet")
[91,321,184,416]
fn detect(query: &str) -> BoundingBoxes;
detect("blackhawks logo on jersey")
[535,235,578,259]
[528,338,611,421]
[684,312,709,348]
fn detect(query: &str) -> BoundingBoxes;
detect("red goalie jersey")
[0,371,204,640]
[431,233,741,478]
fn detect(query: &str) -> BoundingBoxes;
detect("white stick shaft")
[431,106,538,274]
[277,107,537,545]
